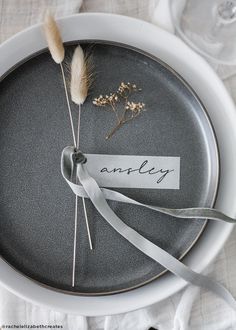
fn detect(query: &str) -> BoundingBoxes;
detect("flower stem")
[106,120,123,140]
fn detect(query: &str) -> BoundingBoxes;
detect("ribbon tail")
[100,189,236,224]
[77,163,236,311]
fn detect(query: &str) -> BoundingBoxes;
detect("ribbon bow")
[61,146,236,310]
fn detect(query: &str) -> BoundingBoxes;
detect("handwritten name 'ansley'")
[100,160,174,184]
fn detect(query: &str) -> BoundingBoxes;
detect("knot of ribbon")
[61,146,236,310]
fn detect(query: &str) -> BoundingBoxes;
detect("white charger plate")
[0,13,235,315]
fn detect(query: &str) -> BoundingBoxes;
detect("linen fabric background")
[0,1,236,329]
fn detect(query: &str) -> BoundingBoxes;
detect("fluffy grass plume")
[43,11,65,64]
[70,45,91,105]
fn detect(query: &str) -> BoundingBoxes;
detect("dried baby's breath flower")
[93,93,118,107]
[126,101,145,113]
[93,82,146,139]
[117,82,141,98]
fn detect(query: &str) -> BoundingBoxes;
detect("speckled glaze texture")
[0,42,218,294]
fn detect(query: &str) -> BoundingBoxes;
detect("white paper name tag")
[85,154,180,190]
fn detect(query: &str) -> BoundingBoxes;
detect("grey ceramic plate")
[0,42,218,295]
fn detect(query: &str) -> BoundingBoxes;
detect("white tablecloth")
[1,1,236,329]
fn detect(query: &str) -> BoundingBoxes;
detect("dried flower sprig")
[106,100,146,139]
[93,82,146,139]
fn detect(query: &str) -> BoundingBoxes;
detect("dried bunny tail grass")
[43,11,76,146]
[70,45,93,105]
[43,10,65,64]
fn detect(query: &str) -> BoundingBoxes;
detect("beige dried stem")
[43,11,76,146]
[43,13,88,288]
[70,45,94,287]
